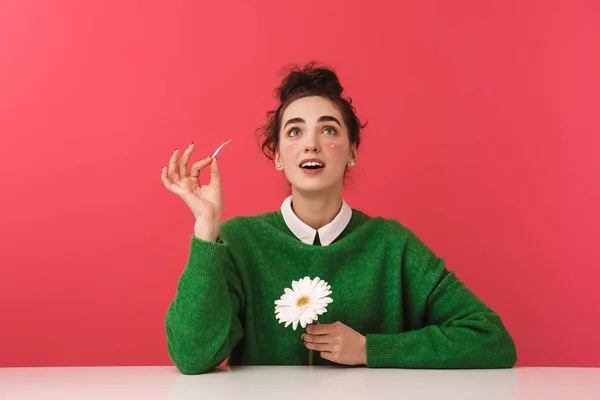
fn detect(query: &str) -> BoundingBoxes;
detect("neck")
[290,188,344,230]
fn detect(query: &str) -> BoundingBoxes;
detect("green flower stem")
[307,320,319,366]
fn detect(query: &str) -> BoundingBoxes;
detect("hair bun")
[257,62,366,162]
[277,63,344,102]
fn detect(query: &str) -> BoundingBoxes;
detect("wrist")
[194,220,218,242]
[194,232,218,242]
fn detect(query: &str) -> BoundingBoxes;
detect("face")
[275,96,358,194]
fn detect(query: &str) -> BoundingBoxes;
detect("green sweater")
[165,209,517,374]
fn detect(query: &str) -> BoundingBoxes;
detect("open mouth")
[300,160,325,170]
[300,161,325,170]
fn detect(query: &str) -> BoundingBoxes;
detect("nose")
[303,133,321,153]
[304,144,319,153]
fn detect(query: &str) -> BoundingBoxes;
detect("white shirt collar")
[280,195,352,246]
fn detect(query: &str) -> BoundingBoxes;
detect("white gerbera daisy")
[274,276,333,330]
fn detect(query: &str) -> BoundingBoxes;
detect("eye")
[287,127,301,137]
[323,126,338,135]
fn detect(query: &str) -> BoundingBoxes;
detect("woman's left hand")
[302,321,367,365]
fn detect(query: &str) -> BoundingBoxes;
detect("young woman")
[161,63,517,374]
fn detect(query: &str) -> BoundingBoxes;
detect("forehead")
[281,96,342,122]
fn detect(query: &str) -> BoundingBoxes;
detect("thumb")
[209,157,221,187]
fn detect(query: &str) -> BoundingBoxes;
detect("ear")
[275,151,283,170]
[349,144,358,166]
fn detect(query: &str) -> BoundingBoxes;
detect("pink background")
[1,1,599,368]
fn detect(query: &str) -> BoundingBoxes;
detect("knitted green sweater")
[165,209,517,374]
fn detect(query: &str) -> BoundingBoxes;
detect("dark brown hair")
[257,62,366,161]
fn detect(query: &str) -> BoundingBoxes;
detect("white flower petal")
[310,278,323,293]
[299,277,310,294]
[312,297,332,305]
[292,280,301,293]
[300,317,308,329]
[277,308,295,318]
[278,294,294,303]
[310,277,320,292]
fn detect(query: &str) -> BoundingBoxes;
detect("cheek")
[326,143,344,156]
[280,143,298,161]
[324,142,350,165]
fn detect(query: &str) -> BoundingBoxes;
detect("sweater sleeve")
[365,230,517,369]
[164,235,244,374]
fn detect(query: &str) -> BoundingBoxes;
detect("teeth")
[301,161,324,168]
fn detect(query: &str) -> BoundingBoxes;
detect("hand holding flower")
[303,321,367,365]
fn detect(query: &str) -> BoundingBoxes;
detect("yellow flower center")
[296,296,310,307]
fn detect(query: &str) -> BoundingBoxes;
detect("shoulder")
[218,211,283,237]
[352,209,437,257]
[351,208,414,237]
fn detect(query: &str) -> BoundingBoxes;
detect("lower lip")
[301,167,324,175]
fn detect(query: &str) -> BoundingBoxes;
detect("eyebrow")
[283,116,342,129]
[283,117,304,129]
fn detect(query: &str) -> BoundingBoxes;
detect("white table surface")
[1,366,599,400]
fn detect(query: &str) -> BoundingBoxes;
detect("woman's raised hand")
[161,143,223,242]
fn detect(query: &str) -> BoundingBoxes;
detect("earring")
[276,162,282,170]
[350,160,356,167]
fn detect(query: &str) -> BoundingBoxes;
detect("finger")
[178,142,195,177]
[302,333,330,344]
[209,157,221,187]
[161,166,173,189]
[189,156,214,179]
[306,323,333,335]
[304,342,331,352]
[161,165,187,196]
[167,148,181,182]
[320,352,336,362]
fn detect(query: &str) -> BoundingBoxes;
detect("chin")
[289,179,339,194]
[286,169,344,193]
